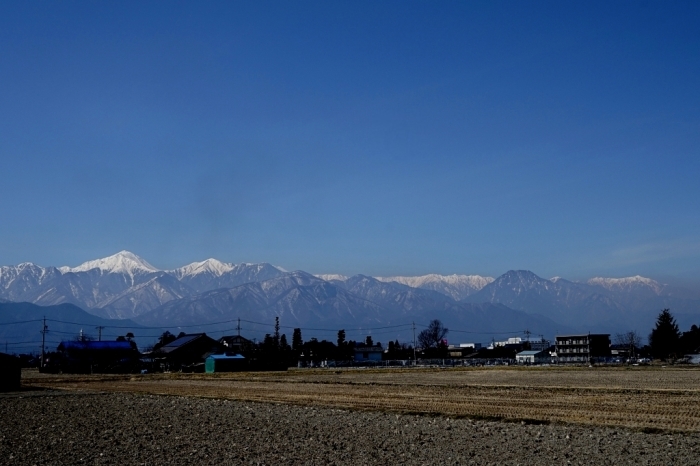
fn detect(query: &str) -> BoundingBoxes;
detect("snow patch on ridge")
[170,258,235,278]
[376,274,494,290]
[315,274,349,282]
[63,251,160,275]
[587,275,664,294]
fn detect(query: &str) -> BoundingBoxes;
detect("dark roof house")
[219,335,252,354]
[154,333,225,369]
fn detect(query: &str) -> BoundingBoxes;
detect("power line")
[40,316,48,369]
[447,329,528,335]
[23,316,495,334]
[3,315,534,344]
[0,318,45,326]
[4,340,61,346]
[239,319,414,332]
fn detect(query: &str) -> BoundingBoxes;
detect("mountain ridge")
[1,252,698,339]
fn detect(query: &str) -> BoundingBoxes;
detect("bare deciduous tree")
[614,331,642,359]
[418,319,448,349]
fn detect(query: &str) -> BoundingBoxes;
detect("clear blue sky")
[1,1,699,281]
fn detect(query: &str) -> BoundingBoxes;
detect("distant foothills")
[1,251,700,348]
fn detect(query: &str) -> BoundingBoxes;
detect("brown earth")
[21,366,700,432]
[4,367,700,464]
[2,390,699,465]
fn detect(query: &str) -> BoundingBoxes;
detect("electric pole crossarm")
[412,321,417,365]
[40,316,48,369]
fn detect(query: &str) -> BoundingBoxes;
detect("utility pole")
[412,321,417,365]
[237,318,241,337]
[524,329,531,342]
[40,317,48,369]
[96,326,105,341]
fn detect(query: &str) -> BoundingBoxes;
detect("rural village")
[3,309,700,386]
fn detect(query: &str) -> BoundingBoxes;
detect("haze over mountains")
[1,251,699,343]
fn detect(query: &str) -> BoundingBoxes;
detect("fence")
[298,358,517,368]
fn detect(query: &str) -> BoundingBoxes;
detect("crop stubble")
[23,367,700,432]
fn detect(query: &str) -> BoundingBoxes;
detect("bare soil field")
[3,391,700,465]
[21,366,700,433]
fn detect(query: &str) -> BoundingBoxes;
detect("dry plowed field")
[23,366,700,432]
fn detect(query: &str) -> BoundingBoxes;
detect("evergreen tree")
[337,329,346,348]
[680,324,700,354]
[649,309,681,360]
[365,335,373,346]
[292,328,303,353]
[274,316,280,349]
[263,334,275,350]
[153,331,176,350]
[280,334,289,351]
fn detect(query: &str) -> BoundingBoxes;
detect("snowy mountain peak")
[376,274,494,289]
[315,274,349,282]
[16,262,39,270]
[64,250,160,275]
[587,275,664,294]
[373,273,495,300]
[171,258,234,278]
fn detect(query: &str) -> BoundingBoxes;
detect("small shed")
[0,352,21,391]
[516,350,550,365]
[353,345,383,362]
[205,354,246,373]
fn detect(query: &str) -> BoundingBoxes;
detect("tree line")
[645,308,700,360]
[145,310,700,364]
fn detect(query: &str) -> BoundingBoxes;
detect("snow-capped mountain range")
[376,274,495,301]
[1,251,698,335]
[587,276,666,295]
[0,251,288,319]
[58,250,159,277]
[315,273,494,301]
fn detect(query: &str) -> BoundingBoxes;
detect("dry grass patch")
[23,366,700,432]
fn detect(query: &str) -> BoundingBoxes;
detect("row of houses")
[357,334,615,365]
[36,332,629,374]
[42,333,271,374]
[515,334,612,364]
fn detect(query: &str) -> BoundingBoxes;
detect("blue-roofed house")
[56,340,140,373]
[353,345,384,362]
